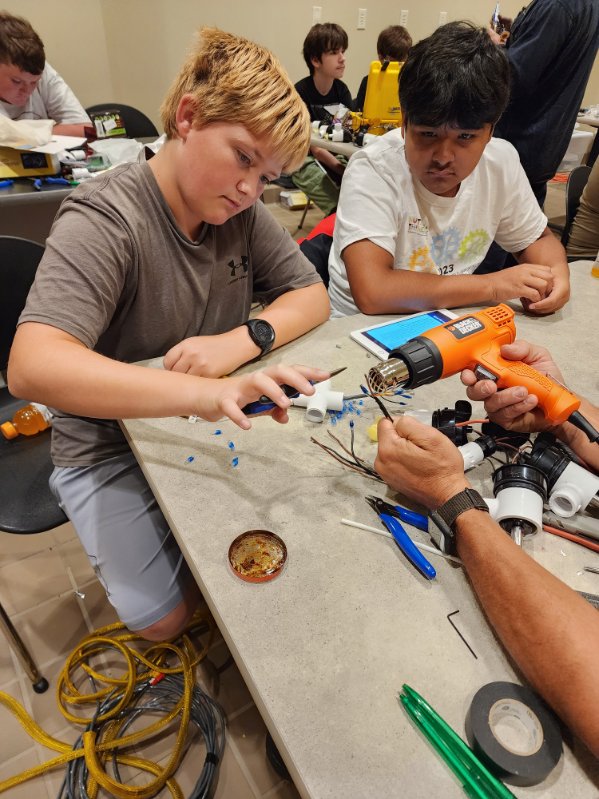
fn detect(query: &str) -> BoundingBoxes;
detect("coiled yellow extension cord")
[0,610,216,798]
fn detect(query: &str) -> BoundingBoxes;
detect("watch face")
[246,319,275,355]
[254,320,274,342]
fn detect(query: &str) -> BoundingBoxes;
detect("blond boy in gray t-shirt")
[11,29,330,641]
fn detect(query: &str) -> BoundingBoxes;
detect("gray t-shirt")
[20,160,321,466]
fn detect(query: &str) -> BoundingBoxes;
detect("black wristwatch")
[429,488,489,555]
[244,319,275,360]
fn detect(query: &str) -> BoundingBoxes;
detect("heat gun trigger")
[473,364,498,382]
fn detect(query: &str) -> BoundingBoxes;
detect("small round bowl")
[228,530,287,583]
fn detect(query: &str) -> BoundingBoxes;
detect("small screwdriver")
[243,367,347,415]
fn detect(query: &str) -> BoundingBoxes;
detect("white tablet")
[350,309,457,360]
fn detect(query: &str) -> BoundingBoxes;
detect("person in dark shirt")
[294,22,352,122]
[492,0,599,208]
[291,23,351,215]
[353,25,412,113]
[477,0,599,274]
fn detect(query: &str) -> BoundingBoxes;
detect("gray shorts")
[49,451,194,630]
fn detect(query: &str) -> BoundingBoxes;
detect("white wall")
[2,1,597,132]
[1,0,113,108]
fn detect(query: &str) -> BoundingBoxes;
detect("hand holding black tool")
[242,367,346,415]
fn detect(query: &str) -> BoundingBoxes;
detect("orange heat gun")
[367,304,599,443]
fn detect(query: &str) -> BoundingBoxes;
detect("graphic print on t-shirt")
[227,255,249,283]
[407,226,490,273]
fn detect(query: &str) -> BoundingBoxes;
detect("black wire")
[57,673,225,799]
[370,393,393,421]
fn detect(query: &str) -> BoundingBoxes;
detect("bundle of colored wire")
[311,426,383,481]
[0,611,225,798]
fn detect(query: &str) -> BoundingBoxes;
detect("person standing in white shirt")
[0,11,90,137]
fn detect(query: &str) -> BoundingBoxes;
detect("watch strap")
[433,487,489,532]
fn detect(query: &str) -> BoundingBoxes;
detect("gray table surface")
[122,263,599,798]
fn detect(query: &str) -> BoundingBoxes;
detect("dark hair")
[0,11,45,74]
[302,23,348,74]
[399,21,509,128]
[377,25,412,62]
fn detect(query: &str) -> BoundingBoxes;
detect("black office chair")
[0,236,68,693]
[561,164,592,248]
[86,103,160,139]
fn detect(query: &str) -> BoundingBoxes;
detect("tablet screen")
[362,310,454,353]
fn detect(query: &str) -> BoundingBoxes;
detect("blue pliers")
[365,496,436,580]
[33,176,71,190]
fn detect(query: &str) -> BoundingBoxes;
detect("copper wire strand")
[335,428,378,473]
[311,436,383,481]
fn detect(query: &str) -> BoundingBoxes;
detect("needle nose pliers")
[365,496,436,580]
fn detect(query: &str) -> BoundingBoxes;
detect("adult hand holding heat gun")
[367,304,599,444]
[462,339,599,472]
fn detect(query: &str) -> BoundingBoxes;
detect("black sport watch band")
[429,488,489,555]
[244,319,275,359]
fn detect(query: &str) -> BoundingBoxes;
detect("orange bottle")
[1,403,52,439]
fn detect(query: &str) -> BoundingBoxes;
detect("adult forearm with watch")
[375,414,599,758]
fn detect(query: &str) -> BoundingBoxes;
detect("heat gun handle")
[477,354,581,426]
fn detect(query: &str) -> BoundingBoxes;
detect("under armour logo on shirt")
[228,256,249,277]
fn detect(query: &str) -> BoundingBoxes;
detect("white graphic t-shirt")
[328,130,547,317]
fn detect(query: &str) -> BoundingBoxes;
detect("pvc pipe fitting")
[291,380,344,423]
[548,461,599,517]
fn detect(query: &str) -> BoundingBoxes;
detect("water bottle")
[0,403,52,439]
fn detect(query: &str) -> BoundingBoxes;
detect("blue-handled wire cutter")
[365,496,436,580]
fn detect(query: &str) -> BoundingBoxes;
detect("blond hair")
[161,28,310,173]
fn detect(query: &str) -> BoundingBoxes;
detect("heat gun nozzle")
[367,358,410,394]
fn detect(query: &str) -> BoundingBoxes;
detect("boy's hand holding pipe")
[205,364,329,430]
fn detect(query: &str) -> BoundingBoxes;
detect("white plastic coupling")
[484,485,544,536]
[459,441,486,472]
[291,380,344,423]
[548,461,599,517]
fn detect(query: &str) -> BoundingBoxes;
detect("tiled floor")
[0,523,302,798]
[0,198,318,799]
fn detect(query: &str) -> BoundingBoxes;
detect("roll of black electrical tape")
[465,682,562,786]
